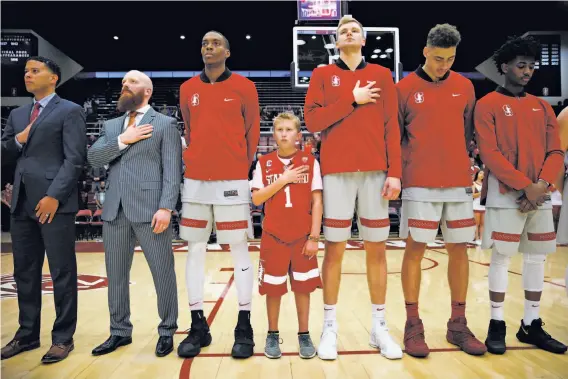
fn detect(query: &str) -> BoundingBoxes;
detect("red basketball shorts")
[258,232,322,296]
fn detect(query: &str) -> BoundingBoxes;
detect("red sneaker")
[404,318,430,358]
[446,317,487,356]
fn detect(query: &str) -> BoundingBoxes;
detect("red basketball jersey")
[259,151,315,243]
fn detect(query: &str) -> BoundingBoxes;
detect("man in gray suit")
[1,57,86,363]
[87,70,181,357]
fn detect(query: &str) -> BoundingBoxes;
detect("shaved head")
[118,70,153,112]
[124,70,153,92]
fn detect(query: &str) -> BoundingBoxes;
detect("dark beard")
[117,90,144,112]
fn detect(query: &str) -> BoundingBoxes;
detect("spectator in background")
[160,104,169,116]
[79,190,89,210]
[472,170,485,245]
[95,181,106,210]
[91,98,99,116]
[87,135,97,148]
[470,156,480,180]
[90,166,106,192]
[304,137,314,153]
[105,81,113,104]
[84,98,92,115]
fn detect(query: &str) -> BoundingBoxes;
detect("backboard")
[292,26,400,88]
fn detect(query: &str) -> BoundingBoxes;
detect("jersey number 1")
[284,186,293,208]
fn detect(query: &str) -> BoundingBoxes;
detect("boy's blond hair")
[273,112,301,132]
[336,15,365,39]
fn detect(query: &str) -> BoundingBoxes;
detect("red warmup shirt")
[474,86,565,201]
[179,69,260,181]
[304,58,401,178]
[396,67,476,188]
[254,151,316,243]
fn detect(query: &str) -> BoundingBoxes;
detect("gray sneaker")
[298,334,316,359]
[264,333,282,359]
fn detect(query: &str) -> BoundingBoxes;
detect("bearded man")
[87,70,182,358]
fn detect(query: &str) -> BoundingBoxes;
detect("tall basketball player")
[178,31,260,359]
[397,24,486,358]
[304,15,403,360]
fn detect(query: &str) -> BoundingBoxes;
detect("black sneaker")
[231,311,255,359]
[516,318,567,354]
[485,319,506,354]
[177,310,212,358]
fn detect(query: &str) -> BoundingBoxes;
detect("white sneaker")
[318,321,338,360]
[369,320,403,360]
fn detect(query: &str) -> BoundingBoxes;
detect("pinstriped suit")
[87,107,182,337]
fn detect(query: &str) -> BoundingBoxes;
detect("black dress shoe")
[156,336,173,357]
[1,339,40,360]
[92,335,132,356]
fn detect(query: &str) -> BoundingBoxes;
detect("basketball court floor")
[2,239,567,378]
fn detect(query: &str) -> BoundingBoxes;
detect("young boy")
[251,112,323,359]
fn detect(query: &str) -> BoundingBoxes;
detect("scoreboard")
[526,33,562,97]
[297,0,342,21]
[1,32,39,96]
[1,32,38,65]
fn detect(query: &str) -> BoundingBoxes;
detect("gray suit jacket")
[87,107,182,222]
[1,95,87,214]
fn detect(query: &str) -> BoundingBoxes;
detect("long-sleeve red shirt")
[396,67,476,188]
[180,69,260,181]
[304,58,401,178]
[475,86,565,200]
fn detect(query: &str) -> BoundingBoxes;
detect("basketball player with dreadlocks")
[475,35,567,355]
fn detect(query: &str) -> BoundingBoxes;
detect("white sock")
[372,304,386,326]
[490,301,504,321]
[523,300,540,326]
[186,242,207,311]
[230,241,253,311]
[323,304,336,328]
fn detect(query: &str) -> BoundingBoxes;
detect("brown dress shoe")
[41,341,74,364]
[1,339,40,360]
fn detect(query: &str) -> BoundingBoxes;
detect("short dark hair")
[427,24,461,48]
[26,56,61,86]
[492,35,541,75]
[204,30,230,50]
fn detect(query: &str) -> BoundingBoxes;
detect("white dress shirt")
[117,104,152,151]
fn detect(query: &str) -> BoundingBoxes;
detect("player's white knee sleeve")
[230,241,253,310]
[186,242,207,309]
[488,247,510,293]
[522,253,546,292]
